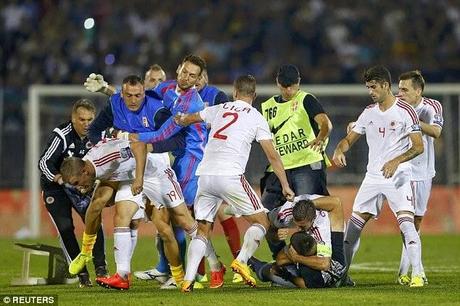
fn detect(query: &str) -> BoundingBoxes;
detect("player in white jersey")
[249,195,347,288]
[60,139,212,290]
[396,70,443,285]
[174,75,295,292]
[333,66,425,287]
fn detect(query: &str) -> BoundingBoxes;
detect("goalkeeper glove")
[84,73,108,92]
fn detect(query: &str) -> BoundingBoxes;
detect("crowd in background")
[1,0,460,187]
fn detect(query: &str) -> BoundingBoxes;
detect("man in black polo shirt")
[39,99,107,287]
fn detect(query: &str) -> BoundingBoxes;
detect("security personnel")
[39,99,107,287]
[260,64,333,211]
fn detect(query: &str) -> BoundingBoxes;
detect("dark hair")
[290,231,317,256]
[72,98,96,114]
[148,64,164,72]
[122,75,144,86]
[292,199,316,223]
[60,157,85,182]
[277,64,300,87]
[363,66,392,86]
[399,70,425,92]
[234,74,256,97]
[182,54,207,74]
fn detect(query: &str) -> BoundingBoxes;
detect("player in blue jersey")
[75,75,198,289]
[127,55,226,288]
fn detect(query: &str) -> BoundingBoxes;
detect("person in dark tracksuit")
[38,99,107,287]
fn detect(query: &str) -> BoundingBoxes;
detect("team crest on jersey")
[86,141,93,149]
[291,100,299,112]
[45,196,55,204]
[433,114,443,125]
[120,147,133,158]
[142,116,149,128]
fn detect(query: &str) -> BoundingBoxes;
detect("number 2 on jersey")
[213,112,239,140]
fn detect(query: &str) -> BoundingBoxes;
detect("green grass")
[0,235,459,305]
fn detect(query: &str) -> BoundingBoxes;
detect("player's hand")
[174,112,186,126]
[381,159,400,178]
[84,73,108,93]
[128,133,139,142]
[346,121,356,134]
[116,131,129,141]
[131,178,143,196]
[307,138,325,152]
[277,228,290,240]
[54,174,64,185]
[332,149,347,167]
[287,245,300,263]
[282,186,295,202]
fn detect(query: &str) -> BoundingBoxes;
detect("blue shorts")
[172,154,200,207]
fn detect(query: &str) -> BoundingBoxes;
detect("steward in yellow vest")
[260,65,333,210]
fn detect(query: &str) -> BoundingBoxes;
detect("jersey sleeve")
[352,110,367,135]
[199,104,220,125]
[88,101,114,144]
[255,113,273,142]
[401,104,421,134]
[427,100,444,127]
[303,94,326,120]
[38,133,65,182]
[137,117,182,143]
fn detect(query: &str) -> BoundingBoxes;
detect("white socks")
[114,227,131,279]
[236,224,266,264]
[184,236,207,281]
[398,215,422,276]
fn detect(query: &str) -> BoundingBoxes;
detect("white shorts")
[411,179,432,216]
[353,176,415,217]
[115,181,145,220]
[194,175,268,223]
[143,167,184,209]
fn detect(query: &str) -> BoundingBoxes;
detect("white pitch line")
[351,262,460,273]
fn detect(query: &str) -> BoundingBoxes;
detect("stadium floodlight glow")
[84,18,95,30]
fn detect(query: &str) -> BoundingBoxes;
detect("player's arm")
[259,139,295,201]
[84,181,118,235]
[38,133,65,185]
[381,132,423,178]
[129,116,184,144]
[332,131,361,167]
[285,245,331,271]
[88,102,114,144]
[174,112,203,126]
[130,141,147,195]
[304,95,333,152]
[312,196,344,232]
[419,121,442,138]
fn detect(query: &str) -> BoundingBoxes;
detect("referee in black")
[38,99,107,287]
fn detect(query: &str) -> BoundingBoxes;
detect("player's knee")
[156,223,174,241]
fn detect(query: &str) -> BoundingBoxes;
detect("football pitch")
[0,235,459,306]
